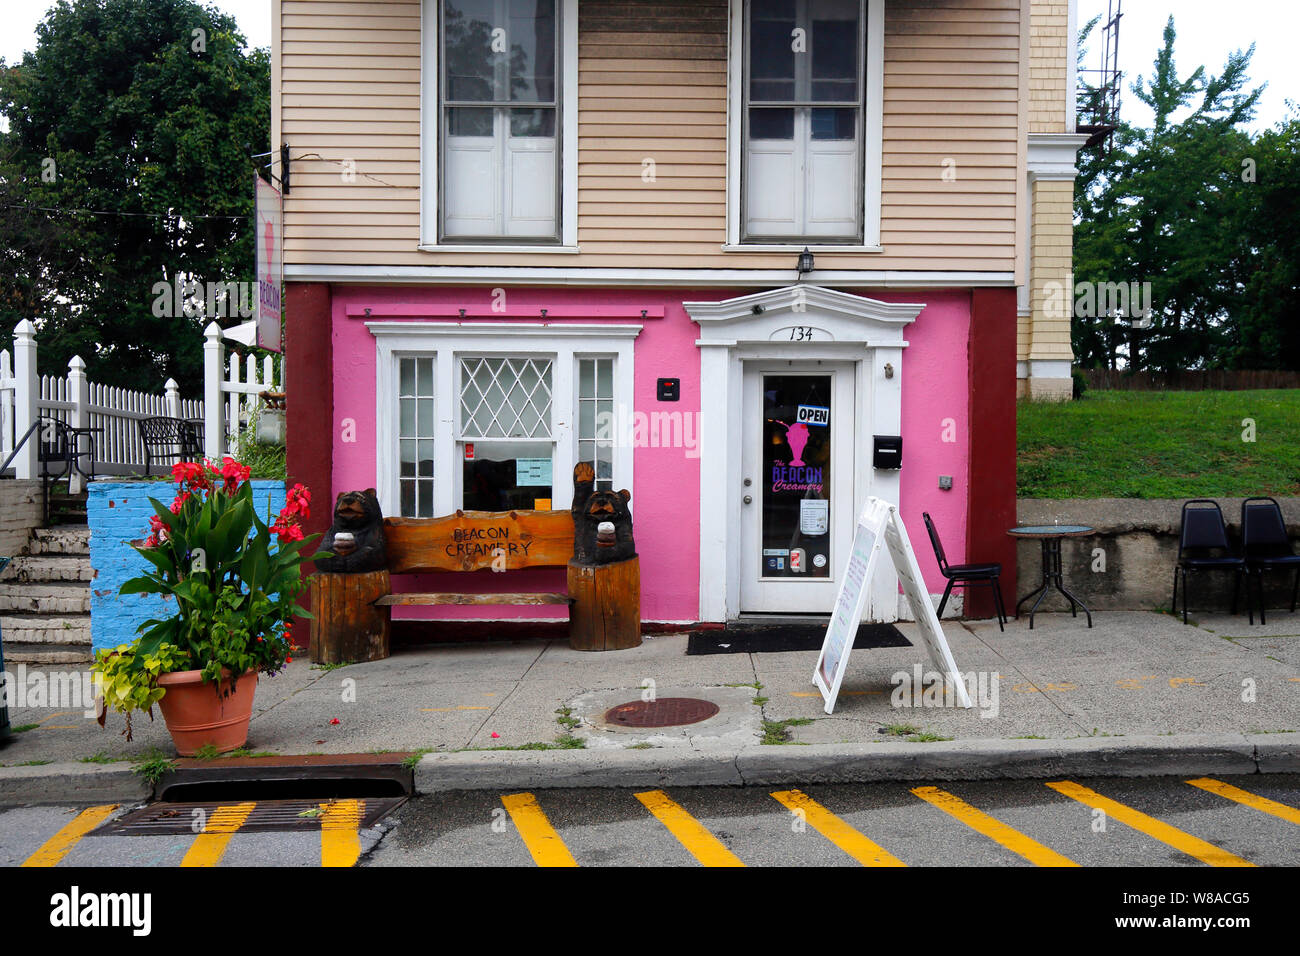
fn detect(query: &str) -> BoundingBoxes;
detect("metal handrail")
[0,419,44,476]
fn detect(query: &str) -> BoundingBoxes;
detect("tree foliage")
[1073,17,1297,372]
[0,0,269,392]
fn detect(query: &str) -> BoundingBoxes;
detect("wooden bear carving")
[315,489,388,573]
[571,462,635,565]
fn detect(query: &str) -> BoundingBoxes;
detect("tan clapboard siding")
[1030,0,1069,133]
[1028,177,1075,361]
[279,0,1031,273]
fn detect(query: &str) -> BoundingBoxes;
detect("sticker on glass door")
[762,375,832,578]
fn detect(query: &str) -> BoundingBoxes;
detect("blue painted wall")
[88,480,287,652]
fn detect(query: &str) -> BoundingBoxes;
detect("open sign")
[797,405,830,426]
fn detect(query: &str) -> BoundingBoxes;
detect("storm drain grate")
[604,697,720,728]
[91,797,407,836]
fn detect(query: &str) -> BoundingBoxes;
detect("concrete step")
[0,555,92,583]
[0,583,91,614]
[0,614,91,645]
[28,525,91,556]
[0,641,93,664]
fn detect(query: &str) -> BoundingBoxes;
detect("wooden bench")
[309,508,639,661]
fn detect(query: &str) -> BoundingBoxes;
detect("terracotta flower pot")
[156,668,258,756]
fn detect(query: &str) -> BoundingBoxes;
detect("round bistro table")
[1008,525,1094,629]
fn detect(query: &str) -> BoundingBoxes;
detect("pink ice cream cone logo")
[779,421,810,467]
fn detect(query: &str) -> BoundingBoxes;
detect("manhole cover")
[604,697,720,728]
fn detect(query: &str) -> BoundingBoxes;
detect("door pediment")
[684,286,925,348]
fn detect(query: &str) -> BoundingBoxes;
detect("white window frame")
[370,322,639,518]
[725,0,884,252]
[420,0,579,252]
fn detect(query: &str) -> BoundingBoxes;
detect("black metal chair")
[1241,497,1300,625]
[922,512,1006,631]
[139,416,202,476]
[1172,500,1245,625]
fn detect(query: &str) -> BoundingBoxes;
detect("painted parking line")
[911,786,1079,867]
[500,792,578,867]
[1185,778,1300,826]
[634,790,745,867]
[21,805,119,867]
[320,799,365,867]
[181,802,257,867]
[770,789,906,867]
[1046,781,1255,867]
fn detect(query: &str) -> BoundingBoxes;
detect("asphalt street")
[2,774,1296,868]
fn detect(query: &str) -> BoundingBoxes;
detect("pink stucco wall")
[328,286,970,622]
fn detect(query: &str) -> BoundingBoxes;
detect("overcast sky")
[0,1,1293,133]
[0,0,271,63]
[1079,0,1296,133]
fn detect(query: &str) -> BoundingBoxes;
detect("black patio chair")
[923,512,1006,631]
[139,416,201,476]
[1171,500,1245,625]
[1241,497,1300,625]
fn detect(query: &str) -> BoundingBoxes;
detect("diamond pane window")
[577,357,614,490]
[459,356,553,439]
[398,357,436,517]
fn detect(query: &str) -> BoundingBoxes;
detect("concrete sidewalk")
[2,609,1299,799]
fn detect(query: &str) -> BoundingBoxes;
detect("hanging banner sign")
[813,497,972,714]
[254,174,283,353]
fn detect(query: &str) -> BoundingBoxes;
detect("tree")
[1222,113,1300,370]
[0,0,269,393]
[1072,17,1266,373]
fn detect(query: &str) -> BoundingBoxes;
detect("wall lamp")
[797,247,815,276]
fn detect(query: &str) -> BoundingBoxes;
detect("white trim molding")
[367,321,639,520]
[684,285,925,622]
[1029,359,1072,380]
[420,0,579,249]
[286,263,1016,289]
[1027,132,1090,181]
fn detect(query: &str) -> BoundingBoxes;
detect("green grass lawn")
[1017,389,1300,499]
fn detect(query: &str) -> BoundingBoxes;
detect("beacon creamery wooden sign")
[384,510,575,573]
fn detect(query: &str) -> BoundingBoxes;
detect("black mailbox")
[873,435,903,469]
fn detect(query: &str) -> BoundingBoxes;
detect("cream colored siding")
[1028,175,1075,399]
[279,0,1031,273]
[1029,0,1069,134]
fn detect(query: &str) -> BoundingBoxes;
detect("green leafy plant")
[91,641,188,741]
[132,750,176,785]
[93,458,323,739]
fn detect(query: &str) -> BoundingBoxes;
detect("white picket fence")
[202,321,281,461]
[0,319,276,487]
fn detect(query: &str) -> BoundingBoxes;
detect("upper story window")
[437,0,562,242]
[743,0,864,242]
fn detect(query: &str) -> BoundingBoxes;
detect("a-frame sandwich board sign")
[813,497,973,714]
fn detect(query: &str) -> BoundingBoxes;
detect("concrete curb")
[3,734,1295,802]
[413,733,1290,792]
[0,762,151,805]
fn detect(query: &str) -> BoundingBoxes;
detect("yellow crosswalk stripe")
[1185,778,1300,826]
[634,790,745,867]
[320,799,365,867]
[181,802,257,867]
[912,786,1079,867]
[1046,780,1256,867]
[771,789,906,866]
[21,804,119,867]
[500,792,578,867]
